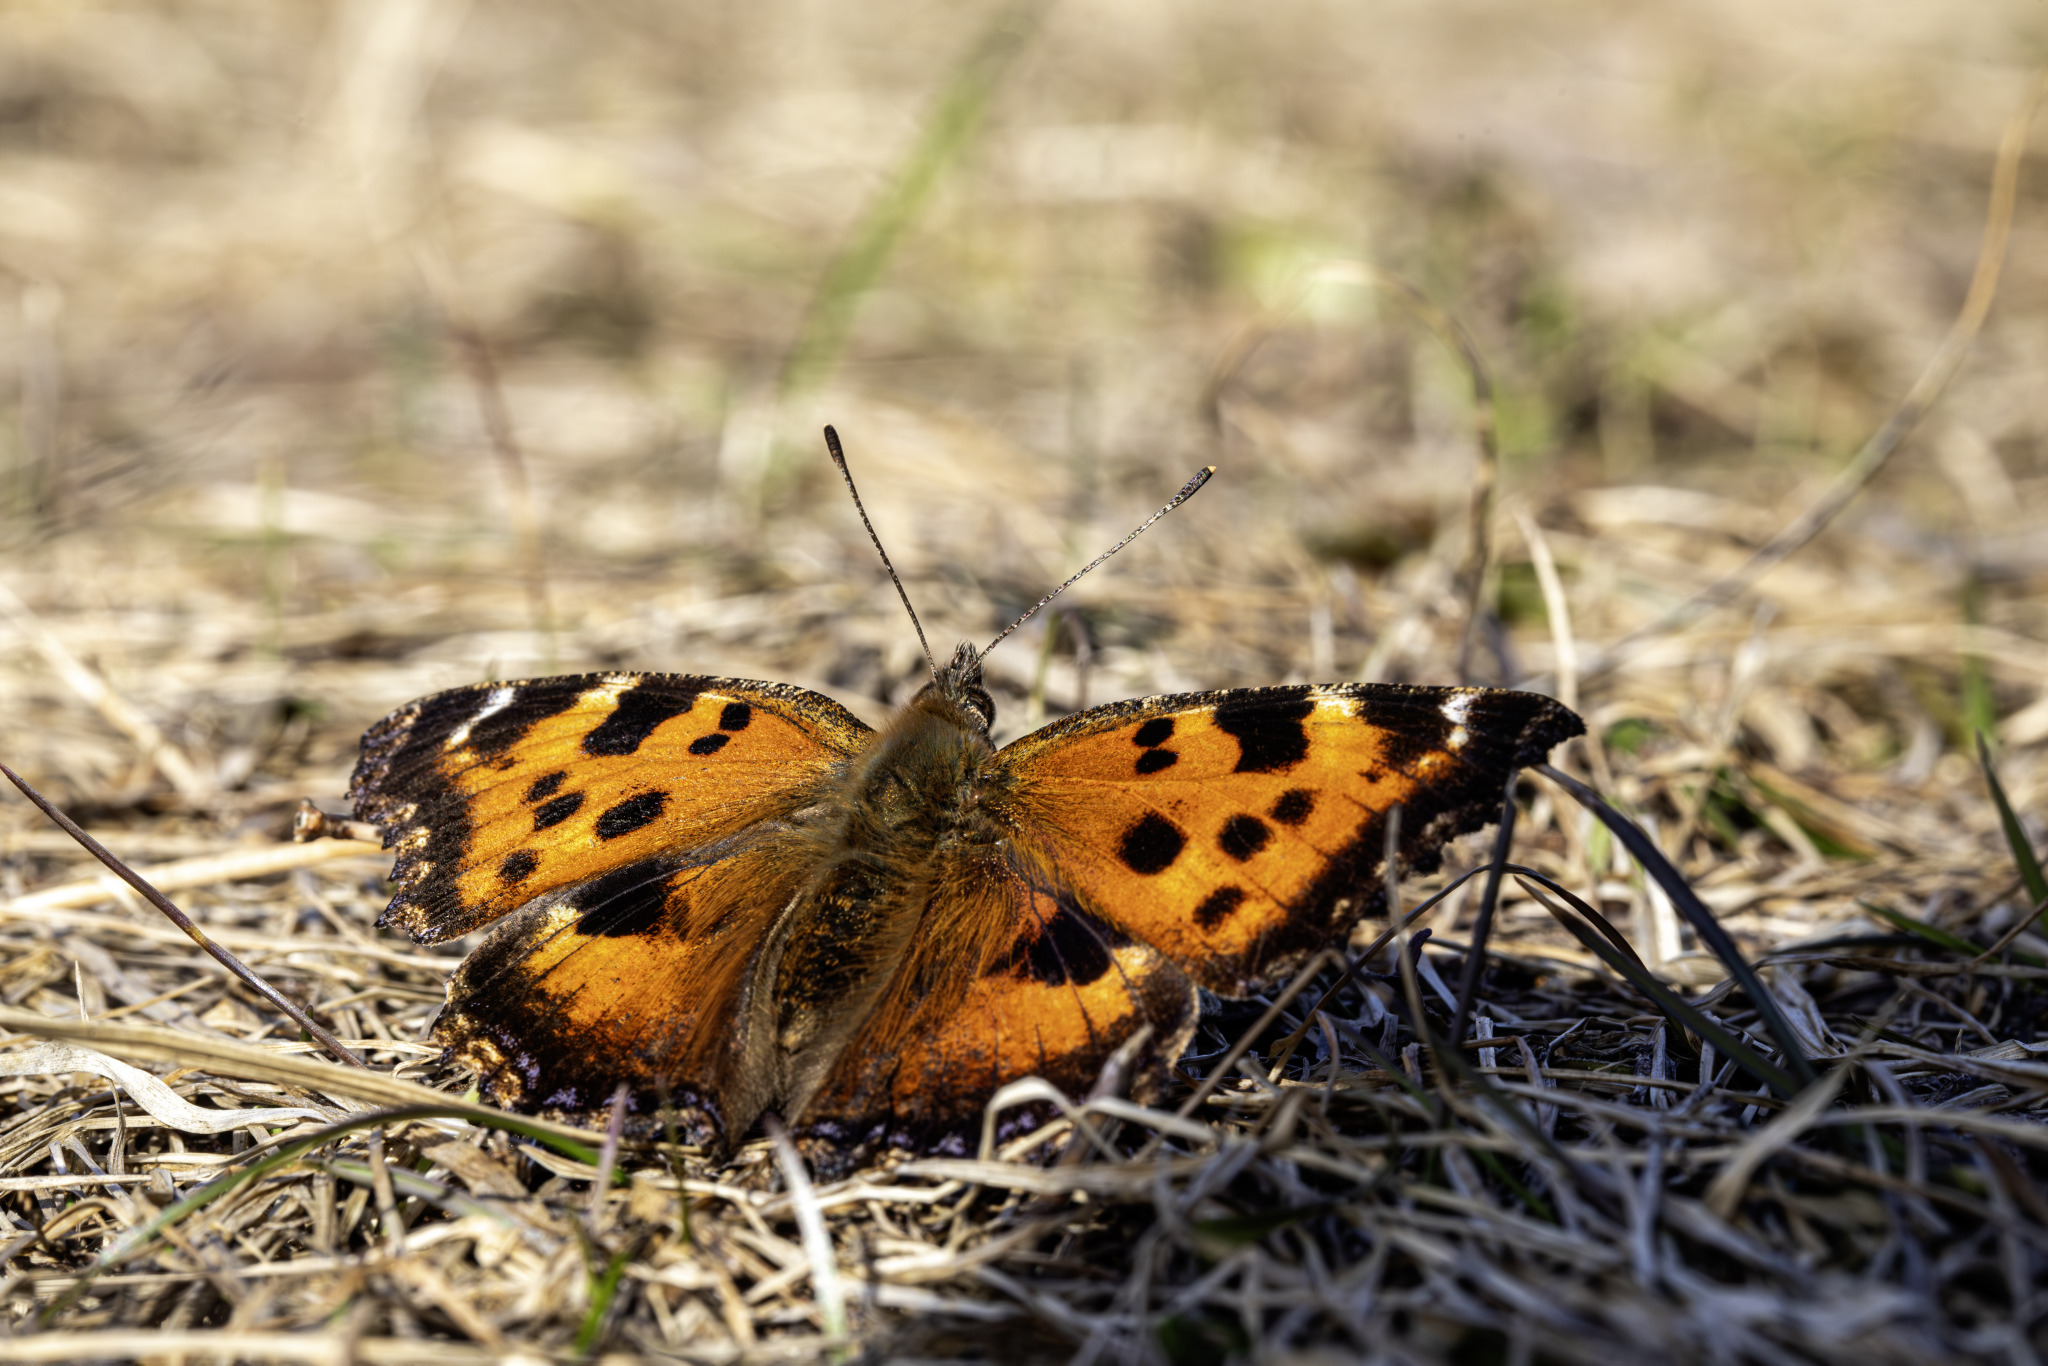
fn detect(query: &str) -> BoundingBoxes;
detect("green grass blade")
[98,1104,599,1272]
[1857,898,2045,966]
[778,0,1049,400]
[1470,1148,1555,1224]
[576,1240,634,1354]
[1517,873,1802,1099]
[1858,899,1981,956]
[316,1158,516,1227]
[1962,580,1998,743]
[1978,732,2048,912]
[1538,764,1817,1087]
[1195,1202,1335,1247]
[1513,869,1696,1058]
[37,1102,590,1326]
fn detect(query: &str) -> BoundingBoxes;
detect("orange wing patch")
[991,684,1582,994]
[432,841,809,1146]
[351,673,871,942]
[799,882,1196,1159]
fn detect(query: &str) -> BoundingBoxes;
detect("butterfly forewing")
[989,683,1583,994]
[350,672,873,942]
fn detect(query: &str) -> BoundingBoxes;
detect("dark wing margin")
[1288,685,1584,966]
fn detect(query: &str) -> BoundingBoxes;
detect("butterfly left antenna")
[824,425,938,679]
[983,463,1215,656]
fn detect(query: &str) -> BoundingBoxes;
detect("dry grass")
[0,2,2044,1361]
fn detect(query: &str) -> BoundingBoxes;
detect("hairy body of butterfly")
[352,641,1581,1161]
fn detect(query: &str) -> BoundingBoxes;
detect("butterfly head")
[914,641,996,732]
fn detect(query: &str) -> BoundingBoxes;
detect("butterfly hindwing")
[431,843,810,1145]
[988,683,1584,994]
[350,672,873,942]
[798,876,1197,1159]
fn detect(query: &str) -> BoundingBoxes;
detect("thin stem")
[0,763,366,1068]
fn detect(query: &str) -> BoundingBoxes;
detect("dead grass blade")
[0,839,384,916]
[0,584,210,802]
[0,1007,600,1148]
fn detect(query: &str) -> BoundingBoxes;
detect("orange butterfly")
[351,430,1581,1160]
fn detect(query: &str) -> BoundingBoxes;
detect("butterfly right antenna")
[824,425,938,680]
[983,464,1215,656]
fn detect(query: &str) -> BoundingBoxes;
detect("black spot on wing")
[572,862,676,937]
[1194,886,1246,930]
[1214,692,1314,773]
[1352,692,1455,775]
[1270,789,1314,825]
[1119,813,1186,875]
[584,685,697,757]
[688,733,730,756]
[499,849,538,884]
[350,670,876,949]
[532,792,585,831]
[718,702,752,732]
[1134,749,1179,775]
[1133,717,1175,748]
[434,847,725,1142]
[1218,814,1271,862]
[1009,906,1119,985]
[525,771,566,804]
[595,791,668,839]
[466,678,589,759]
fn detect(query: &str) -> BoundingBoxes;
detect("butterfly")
[350,430,1583,1162]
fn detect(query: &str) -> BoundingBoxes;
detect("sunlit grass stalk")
[776,0,1049,405]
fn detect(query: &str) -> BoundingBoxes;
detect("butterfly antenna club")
[823,425,937,678]
[984,464,1215,655]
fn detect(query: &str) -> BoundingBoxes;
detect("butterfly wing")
[351,671,872,1141]
[984,683,1582,995]
[798,681,1576,1154]
[797,870,1196,1159]
[428,842,810,1143]
[350,672,872,942]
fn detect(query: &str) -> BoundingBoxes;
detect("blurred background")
[0,0,2042,959]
